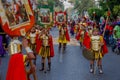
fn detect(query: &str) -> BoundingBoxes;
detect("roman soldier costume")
[6,37,37,80]
[27,28,37,65]
[36,29,54,72]
[75,23,86,47]
[58,24,70,51]
[83,29,108,74]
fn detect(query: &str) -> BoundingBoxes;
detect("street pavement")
[0,27,120,80]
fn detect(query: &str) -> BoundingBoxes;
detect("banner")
[54,11,67,25]
[37,8,52,25]
[37,4,53,26]
[0,0,35,36]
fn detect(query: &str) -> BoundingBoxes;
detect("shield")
[82,48,95,60]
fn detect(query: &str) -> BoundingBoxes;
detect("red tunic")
[36,34,42,54]
[65,27,70,41]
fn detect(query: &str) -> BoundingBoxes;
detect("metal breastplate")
[30,33,36,44]
[8,39,22,55]
[42,35,49,46]
[91,36,100,51]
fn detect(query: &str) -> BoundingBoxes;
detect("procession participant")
[27,27,37,65]
[74,24,79,34]
[113,22,120,39]
[83,28,108,74]
[117,38,120,54]
[75,23,87,47]
[58,24,70,52]
[112,23,120,52]
[70,20,75,36]
[37,27,54,72]
[6,37,36,80]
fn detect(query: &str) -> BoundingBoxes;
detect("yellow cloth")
[39,46,50,57]
[79,37,84,43]
[58,35,67,44]
[23,55,27,65]
[58,25,67,44]
[93,51,103,59]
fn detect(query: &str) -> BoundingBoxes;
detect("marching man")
[27,27,37,65]
[6,37,37,80]
[58,24,70,52]
[83,28,108,74]
[75,23,86,47]
[36,27,54,73]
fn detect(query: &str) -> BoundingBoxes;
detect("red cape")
[6,53,27,80]
[83,32,91,49]
[65,28,70,41]
[36,34,42,54]
[36,34,54,57]
[83,32,108,55]
[75,33,80,41]
[75,30,83,41]
[49,35,54,57]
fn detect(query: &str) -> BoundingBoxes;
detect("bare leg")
[27,60,37,80]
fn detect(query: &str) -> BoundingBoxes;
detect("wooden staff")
[102,11,110,36]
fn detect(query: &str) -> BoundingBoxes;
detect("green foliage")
[88,8,104,21]
[99,0,120,19]
[113,5,120,17]
[74,0,95,14]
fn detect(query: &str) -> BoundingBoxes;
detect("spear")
[102,10,110,36]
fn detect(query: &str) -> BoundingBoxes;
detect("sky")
[63,0,74,10]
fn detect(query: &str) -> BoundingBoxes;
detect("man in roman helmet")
[75,23,86,47]
[83,28,108,74]
[37,27,54,73]
[6,37,37,80]
[27,27,37,65]
[58,24,70,52]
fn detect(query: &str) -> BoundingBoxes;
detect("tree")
[113,5,120,17]
[73,0,95,15]
[88,8,104,22]
[37,0,64,11]
[99,0,120,19]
